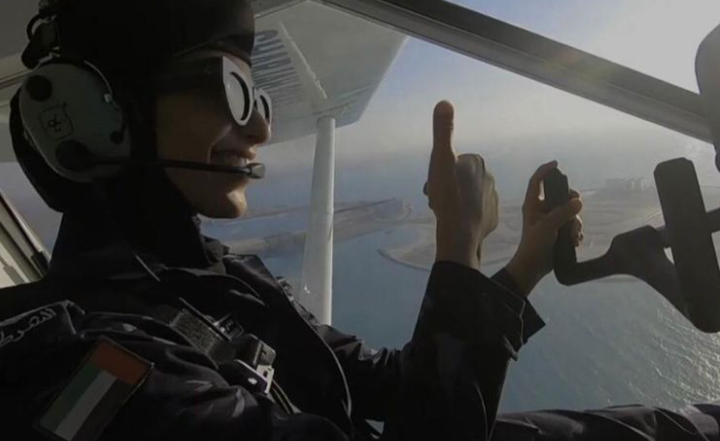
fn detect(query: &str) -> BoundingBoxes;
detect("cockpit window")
[0,128,60,253]
[0,127,51,286]
[448,0,720,91]
[1,0,720,417]
[205,2,720,413]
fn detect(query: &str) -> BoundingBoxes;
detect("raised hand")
[425,101,499,271]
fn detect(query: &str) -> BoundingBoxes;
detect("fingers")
[488,185,500,234]
[524,160,559,210]
[456,153,486,177]
[566,190,583,244]
[429,101,457,183]
[543,198,582,231]
[455,154,487,211]
[570,215,584,246]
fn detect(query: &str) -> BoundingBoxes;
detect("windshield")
[449,0,720,92]
[208,2,720,412]
[2,0,720,414]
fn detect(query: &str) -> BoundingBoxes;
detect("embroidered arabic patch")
[0,304,62,350]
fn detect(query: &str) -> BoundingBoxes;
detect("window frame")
[321,0,711,142]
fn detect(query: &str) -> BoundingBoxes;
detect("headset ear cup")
[10,92,88,213]
[18,60,131,182]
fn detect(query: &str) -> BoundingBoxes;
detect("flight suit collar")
[50,167,225,276]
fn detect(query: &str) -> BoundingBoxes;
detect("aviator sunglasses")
[154,56,273,129]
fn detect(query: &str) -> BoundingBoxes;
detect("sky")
[256,0,720,172]
[2,0,720,248]
[452,0,720,91]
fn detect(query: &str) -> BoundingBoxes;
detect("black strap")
[152,298,283,401]
[164,304,237,363]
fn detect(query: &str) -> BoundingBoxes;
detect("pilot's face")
[155,50,270,219]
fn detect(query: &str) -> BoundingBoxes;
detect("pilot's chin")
[224,190,249,219]
[197,190,248,219]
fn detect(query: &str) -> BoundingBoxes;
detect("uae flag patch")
[36,338,153,441]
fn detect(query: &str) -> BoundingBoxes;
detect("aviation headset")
[18,0,271,184]
[19,60,132,183]
[18,6,132,183]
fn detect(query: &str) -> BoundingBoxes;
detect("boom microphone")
[150,159,265,179]
[56,140,266,179]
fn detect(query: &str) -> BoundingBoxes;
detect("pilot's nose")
[243,108,271,146]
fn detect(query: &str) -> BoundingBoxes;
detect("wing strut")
[300,116,336,325]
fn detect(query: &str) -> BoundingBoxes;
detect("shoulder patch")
[36,338,153,441]
[0,302,80,352]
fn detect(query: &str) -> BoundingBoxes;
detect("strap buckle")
[234,360,274,394]
[233,334,276,394]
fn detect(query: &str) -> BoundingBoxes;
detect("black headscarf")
[49,0,255,74]
[11,0,255,272]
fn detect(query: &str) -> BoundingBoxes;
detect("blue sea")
[205,133,720,414]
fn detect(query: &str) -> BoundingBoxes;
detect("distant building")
[605,178,644,193]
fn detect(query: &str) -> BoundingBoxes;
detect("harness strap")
[148,297,280,399]
[161,299,238,363]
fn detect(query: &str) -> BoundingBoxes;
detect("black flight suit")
[0,171,544,441]
[3,173,719,441]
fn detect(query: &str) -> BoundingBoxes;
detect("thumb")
[431,101,457,175]
[543,198,582,231]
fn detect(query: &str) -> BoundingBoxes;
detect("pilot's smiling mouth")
[210,144,256,168]
[210,150,250,168]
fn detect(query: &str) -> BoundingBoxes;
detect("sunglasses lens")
[254,89,273,126]
[226,71,252,126]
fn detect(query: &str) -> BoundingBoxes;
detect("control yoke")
[544,21,720,333]
[545,163,720,333]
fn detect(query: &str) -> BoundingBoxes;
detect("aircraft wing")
[0,0,406,161]
[251,1,405,143]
